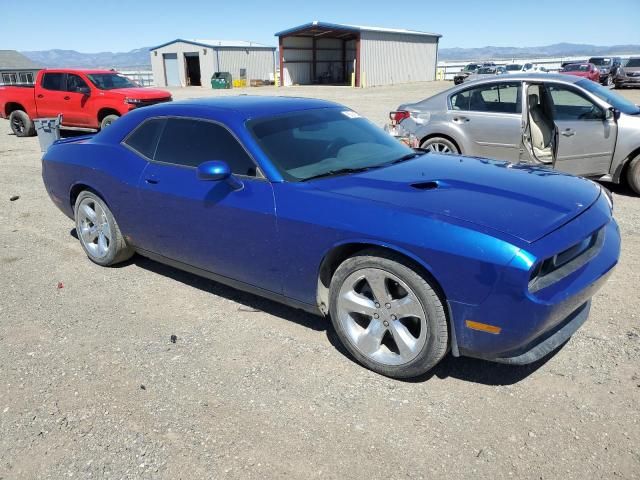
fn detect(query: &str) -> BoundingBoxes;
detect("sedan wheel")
[329,250,449,378]
[421,137,460,155]
[74,191,133,266]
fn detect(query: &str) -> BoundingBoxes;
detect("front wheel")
[9,110,36,137]
[605,75,613,87]
[329,250,449,378]
[100,114,120,130]
[421,136,460,155]
[74,191,134,266]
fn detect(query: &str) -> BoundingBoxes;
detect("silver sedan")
[385,74,640,194]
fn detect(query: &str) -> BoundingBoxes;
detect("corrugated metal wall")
[150,41,275,87]
[360,32,438,87]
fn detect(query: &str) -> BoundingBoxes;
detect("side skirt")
[135,248,323,317]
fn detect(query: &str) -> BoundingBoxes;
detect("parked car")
[0,69,172,137]
[614,57,640,89]
[453,63,481,85]
[463,66,507,83]
[588,56,622,87]
[385,74,640,193]
[561,60,588,68]
[505,63,535,74]
[42,96,619,379]
[560,63,600,82]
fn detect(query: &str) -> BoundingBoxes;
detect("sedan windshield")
[247,108,415,181]
[563,64,588,72]
[87,73,139,90]
[477,67,495,74]
[625,58,640,68]
[505,64,522,71]
[588,58,611,66]
[577,79,640,115]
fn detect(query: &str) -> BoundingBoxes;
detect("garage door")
[163,53,180,87]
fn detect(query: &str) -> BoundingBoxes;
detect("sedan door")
[448,81,523,161]
[546,83,617,176]
[132,117,281,293]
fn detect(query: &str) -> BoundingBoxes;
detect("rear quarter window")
[123,118,166,159]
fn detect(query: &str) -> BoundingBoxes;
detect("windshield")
[577,79,640,115]
[589,57,611,66]
[625,58,640,68]
[87,73,139,90]
[464,64,479,72]
[563,64,588,72]
[506,64,522,71]
[477,67,495,74]
[247,108,415,181]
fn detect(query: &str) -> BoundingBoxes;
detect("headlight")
[124,98,143,105]
[601,186,614,211]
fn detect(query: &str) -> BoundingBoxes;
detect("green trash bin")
[211,72,233,89]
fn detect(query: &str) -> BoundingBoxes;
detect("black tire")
[74,191,133,266]
[9,110,36,137]
[421,136,460,155]
[604,75,613,88]
[627,154,640,195]
[100,114,120,130]
[329,249,449,379]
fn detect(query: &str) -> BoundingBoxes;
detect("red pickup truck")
[0,69,172,137]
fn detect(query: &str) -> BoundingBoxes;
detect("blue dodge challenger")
[41,97,620,378]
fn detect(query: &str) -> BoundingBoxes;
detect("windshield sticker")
[342,110,361,119]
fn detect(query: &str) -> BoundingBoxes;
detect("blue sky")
[3,0,639,52]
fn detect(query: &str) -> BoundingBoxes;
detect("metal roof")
[149,39,275,51]
[0,50,41,71]
[275,21,442,38]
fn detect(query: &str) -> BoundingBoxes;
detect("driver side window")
[547,85,603,121]
[65,74,89,93]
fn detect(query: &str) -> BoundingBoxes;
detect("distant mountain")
[439,43,640,61]
[20,48,151,69]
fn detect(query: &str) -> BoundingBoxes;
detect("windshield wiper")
[300,166,374,182]
[386,151,424,166]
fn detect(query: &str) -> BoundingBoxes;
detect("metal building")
[149,39,276,88]
[0,50,41,85]
[275,21,441,87]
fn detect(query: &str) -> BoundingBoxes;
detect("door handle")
[37,94,44,98]
[144,177,159,185]
[64,96,71,100]
[561,129,575,137]
[453,116,470,123]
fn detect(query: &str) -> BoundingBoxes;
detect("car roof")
[461,73,582,86]
[42,68,119,74]
[149,96,343,119]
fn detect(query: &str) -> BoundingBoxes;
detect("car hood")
[102,87,171,99]
[307,154,601,244]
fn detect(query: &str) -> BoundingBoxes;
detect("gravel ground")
[0,81,639,479]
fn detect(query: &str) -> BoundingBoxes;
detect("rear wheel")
[9,110,35,137]
[100,114,120,130]
[329,250,449,378]
[627,154,640,195]
[605,75,613,87]
[421,136,460,155]
[74,191,133,266]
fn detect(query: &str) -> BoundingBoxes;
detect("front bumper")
[615,76,640,86]
[449,196,620,364]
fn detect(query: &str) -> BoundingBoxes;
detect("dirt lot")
[1,81,639,479]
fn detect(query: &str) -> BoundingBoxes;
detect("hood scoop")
[410,180,440,191]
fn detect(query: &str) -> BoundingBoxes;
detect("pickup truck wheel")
[100,114,120,130]
[627,155,640,195]
[9,110,36,137]
[74,191,134,266]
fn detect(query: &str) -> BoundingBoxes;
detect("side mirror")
[607,107,621,121]
[197,160,231,181]
[78,86,91,96]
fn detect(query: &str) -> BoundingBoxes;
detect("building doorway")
[163,53,180,86]
[184,53,201,86]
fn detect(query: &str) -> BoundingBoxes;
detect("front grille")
[529,228,604,293]
[134,98,172,108]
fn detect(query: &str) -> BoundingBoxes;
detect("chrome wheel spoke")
[365,273,389,303]
[97,232,108,255]
[391,295,423,319]
[389,321,418,359]
[80,224,98,243]
[356,320,386,355]
[341,290,376,316]
[80,204,97,223]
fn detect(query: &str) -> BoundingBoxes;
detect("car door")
[546,83,617,176]
[61,73,92,126]
[134,117,281,293]
[448,81,523,161]
[35,72,67,118]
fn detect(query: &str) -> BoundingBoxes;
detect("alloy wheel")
[11,117,25,134]
[424,142,453,154]
[336,268,428,366]
[77,198,112,259]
